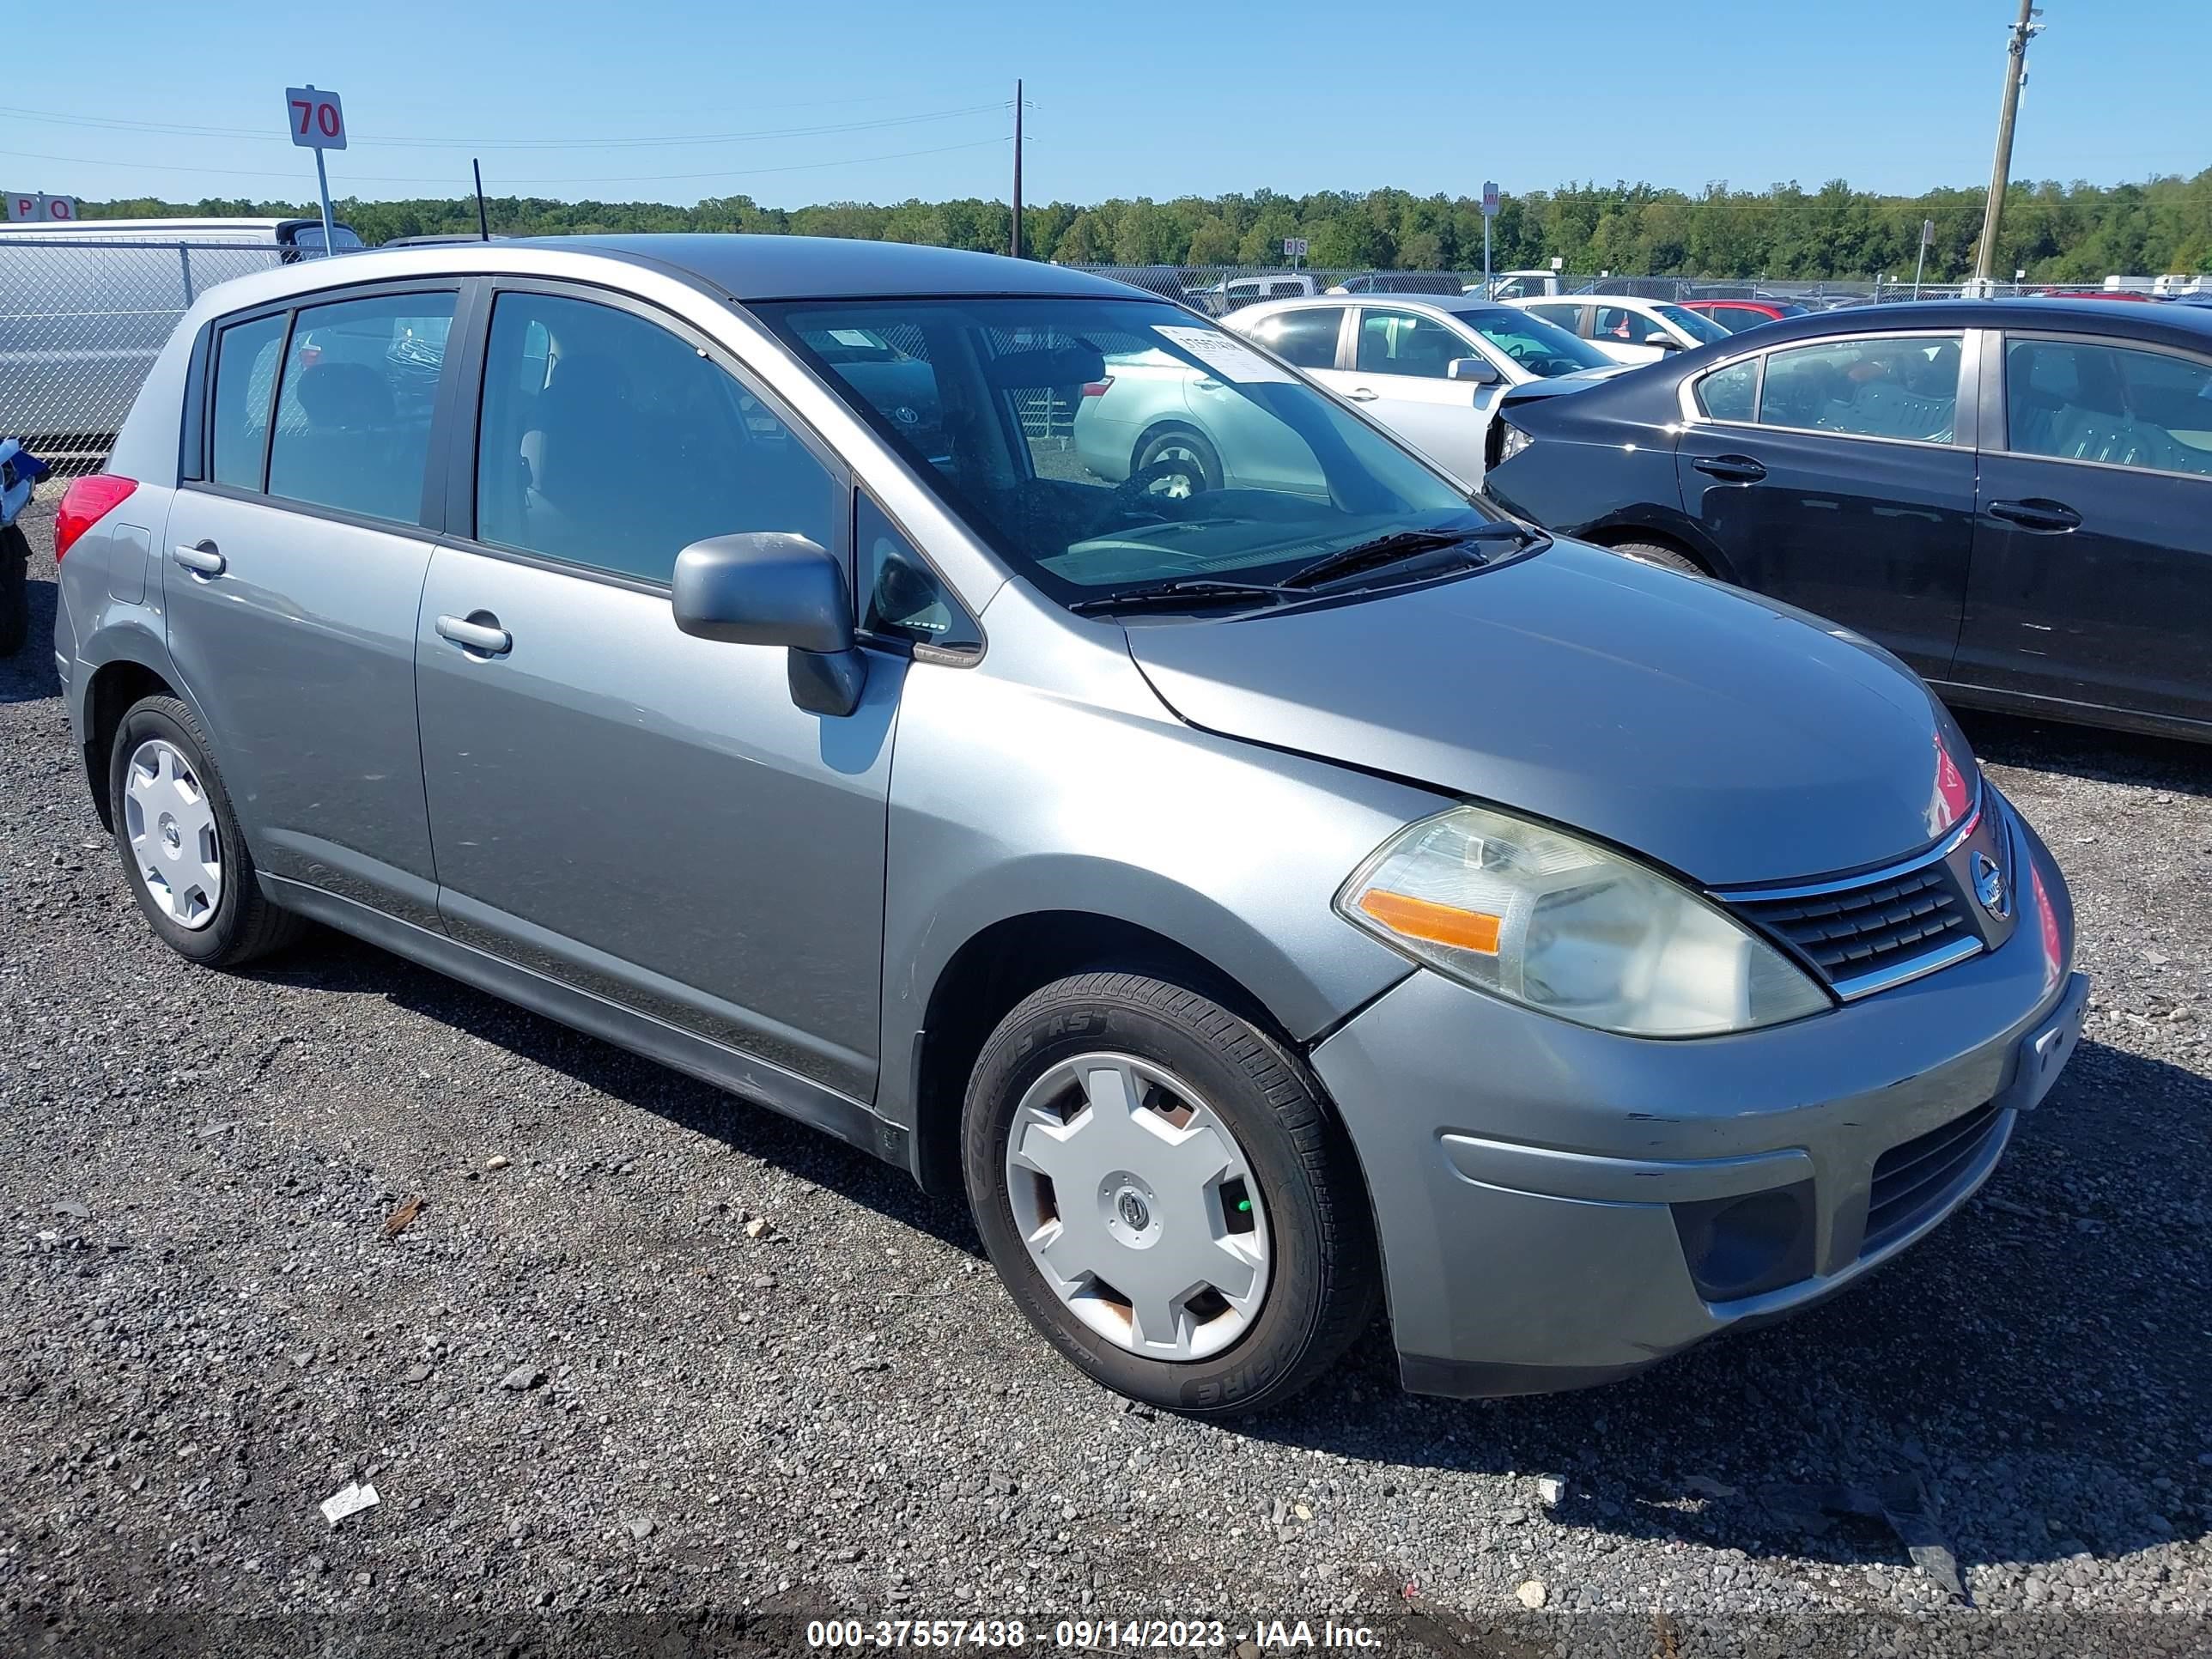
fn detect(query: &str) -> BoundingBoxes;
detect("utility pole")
[1010,79,1024,260]
[1972,0,2042,284]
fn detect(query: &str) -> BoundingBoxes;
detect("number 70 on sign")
[284,87,347,150]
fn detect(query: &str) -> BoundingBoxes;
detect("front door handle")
[172,542,225,577]
[1692,454,1767,483]
[435,612,512,655]
[1344,386,1378,402]
[1988,497,2081,532]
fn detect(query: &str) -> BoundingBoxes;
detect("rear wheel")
[1132,427,1222,499]
[963,972,1378,1415]
[107,695,306,967]
[1608,538,1706,576]
[0,523,27,656]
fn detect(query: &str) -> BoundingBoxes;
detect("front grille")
[1863,1099,2004,1253]
[1727,861,1974,992]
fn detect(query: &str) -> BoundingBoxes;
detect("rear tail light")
[1080,378,1115,398]
[54,474,137,562]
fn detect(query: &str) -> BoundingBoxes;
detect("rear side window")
[474,291,839,585]
[1243,307,1342,369]
[210,313,287,489]
[1694,358,1759,422]
[1756,335,1962,442]
[2004,337,2212,477]
[265,290,456,522]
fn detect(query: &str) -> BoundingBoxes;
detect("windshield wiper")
[1280,522,1545,591]
[1066,579,1297,616]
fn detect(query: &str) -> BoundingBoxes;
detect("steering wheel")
[1103,457,1202,525]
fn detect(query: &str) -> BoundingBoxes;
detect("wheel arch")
[1581,515,1737,582]
[80,651,187,830]
[908,908,1332,1201]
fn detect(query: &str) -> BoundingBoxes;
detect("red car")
[1679,298,1813,333]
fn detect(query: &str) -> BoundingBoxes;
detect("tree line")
[85,173,2212,279]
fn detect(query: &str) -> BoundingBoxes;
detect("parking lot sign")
[282,85,346,264]
[5,192,80,222]
[285,87,347,150]
[1282,236,1309,269]
[1481,181,1500,218]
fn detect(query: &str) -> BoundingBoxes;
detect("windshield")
[1655,302,1731,344]
[1453,307,1613,376]
[759,295,1500,609]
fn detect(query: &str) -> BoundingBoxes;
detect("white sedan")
[1223,295,1620,486]
[1506,294,1732,364]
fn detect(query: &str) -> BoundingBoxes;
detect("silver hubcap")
[123,738,222,929]
[1006,1054,1271,1362]
[1146,444,1203,498]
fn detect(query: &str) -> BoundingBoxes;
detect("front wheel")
[1608,538,1706,576]
[963,972,1379,1415]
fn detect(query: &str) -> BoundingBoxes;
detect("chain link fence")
[0,240,285,471]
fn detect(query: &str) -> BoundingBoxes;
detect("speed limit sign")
[283,86,347,151]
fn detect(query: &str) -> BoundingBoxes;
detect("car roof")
[182,233,1141,303]
[1729,295,2212,349]
[1247,292,1508,319]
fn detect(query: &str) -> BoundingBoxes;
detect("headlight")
[1494,419,1534,466]
[1336,805,1830,1037]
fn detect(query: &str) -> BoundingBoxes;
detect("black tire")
[1608,538,1706,576]
[0,522,28,657]
[1133,426,1223,496]
[106,695,307,968]
[963,971,1379,1416]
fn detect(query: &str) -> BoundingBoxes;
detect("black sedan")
[1482,299,2212,742]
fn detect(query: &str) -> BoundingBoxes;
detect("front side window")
[1756,334,1963,442]
[1242,307,1342,369]
[1695,358,1759,422]
[1355,309,1470,379]
[474,292,838,584]
[760,295,1489,613]
[858,495,980,649]
[210,313,287,489]
[265,290,455,521]
[1455,307,1612,376]
[2004,337,2212,477]
[1595,304,1668,345]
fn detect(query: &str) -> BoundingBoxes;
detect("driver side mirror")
[1447,356,1503,385]
[672,532,869,717]
[1644,331,1683,350]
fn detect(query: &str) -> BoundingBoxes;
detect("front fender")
[873,652,1443,1136]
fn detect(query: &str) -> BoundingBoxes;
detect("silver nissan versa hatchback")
[54,237,2087,1413]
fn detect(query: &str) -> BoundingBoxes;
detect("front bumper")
[1310,800,2085,1398]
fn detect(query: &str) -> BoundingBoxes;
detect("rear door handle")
[435,613,512,655]
[1988,497,2081,532]
[172,542,225,577]
[1692,454,1767,483]
[1344,386,1379,402]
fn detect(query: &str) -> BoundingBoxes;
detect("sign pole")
[313,144,336,256]
[1912,217,1932,298]
[1480,180,1499,295]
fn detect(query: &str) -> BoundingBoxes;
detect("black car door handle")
[1692,454,1767,483]
[1987,498,2081,533]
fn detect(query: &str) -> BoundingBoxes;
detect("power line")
[0,136,1007,190]
[0,98,1009,149]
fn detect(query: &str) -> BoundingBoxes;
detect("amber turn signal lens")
[1355,890,1503,954]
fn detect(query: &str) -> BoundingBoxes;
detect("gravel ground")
[3,500,2208,1658]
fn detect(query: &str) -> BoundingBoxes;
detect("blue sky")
[4,0,2203,208]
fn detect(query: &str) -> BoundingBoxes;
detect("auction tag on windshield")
[1153,325,1295,384]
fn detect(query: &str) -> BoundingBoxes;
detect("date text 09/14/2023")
[804,1618,1388,1650]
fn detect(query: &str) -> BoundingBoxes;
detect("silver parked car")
[55,237,2087,1413]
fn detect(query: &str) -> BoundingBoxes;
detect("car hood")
[1123,540,1973,888]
